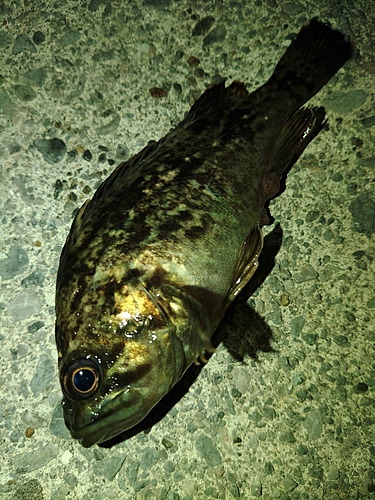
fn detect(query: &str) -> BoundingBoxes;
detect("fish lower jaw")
[66,386,153,447]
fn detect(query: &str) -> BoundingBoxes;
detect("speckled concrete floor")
[0,0,374,499]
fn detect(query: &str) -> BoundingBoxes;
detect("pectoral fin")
[161,283,215,364]
[225,225,263,307]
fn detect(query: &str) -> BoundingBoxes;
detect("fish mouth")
[67,387,149,448]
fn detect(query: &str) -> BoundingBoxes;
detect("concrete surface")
[0,0,374,498]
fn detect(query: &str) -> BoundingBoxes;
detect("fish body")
[55,20,351,447]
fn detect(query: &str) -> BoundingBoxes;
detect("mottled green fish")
[55,20,351,447]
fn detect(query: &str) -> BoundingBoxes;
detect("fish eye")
[62,358,101,399]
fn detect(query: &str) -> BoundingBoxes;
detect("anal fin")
[225,225,263,307]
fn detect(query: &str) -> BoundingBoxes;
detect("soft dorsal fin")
[271,106,326,178]
[178,80,249,129]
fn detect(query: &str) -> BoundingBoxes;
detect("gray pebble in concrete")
[7,291,41,321]
[30,353,55,396]
[322,89,367,114]
[14,444,58,473]
[192,16,215,36]
[93,454,127,481]
[12,34,37,54]
[0,246,28,279]
[303,409,323,440]
[34,138,67,164]
[195,434,221,466]
[294,264,319,283]
[21,270,45,288]
[349,193,375,236]
[203,25,227,47]
[14,85,37,102]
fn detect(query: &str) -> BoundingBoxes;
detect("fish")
[55,19,352,447]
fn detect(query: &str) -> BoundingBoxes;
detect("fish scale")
[55,19,352,447]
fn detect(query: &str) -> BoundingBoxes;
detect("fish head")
[56,281,185,447]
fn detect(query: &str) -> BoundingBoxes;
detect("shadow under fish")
[55,20,352,447]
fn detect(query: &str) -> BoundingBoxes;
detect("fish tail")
[269,19,352,107]
[256,20,352,204]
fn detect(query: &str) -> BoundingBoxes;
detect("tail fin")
[269,19,352,107]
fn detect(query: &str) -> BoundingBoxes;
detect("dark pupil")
[74,369,95,392]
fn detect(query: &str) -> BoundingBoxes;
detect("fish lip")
[68,386,148,447]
